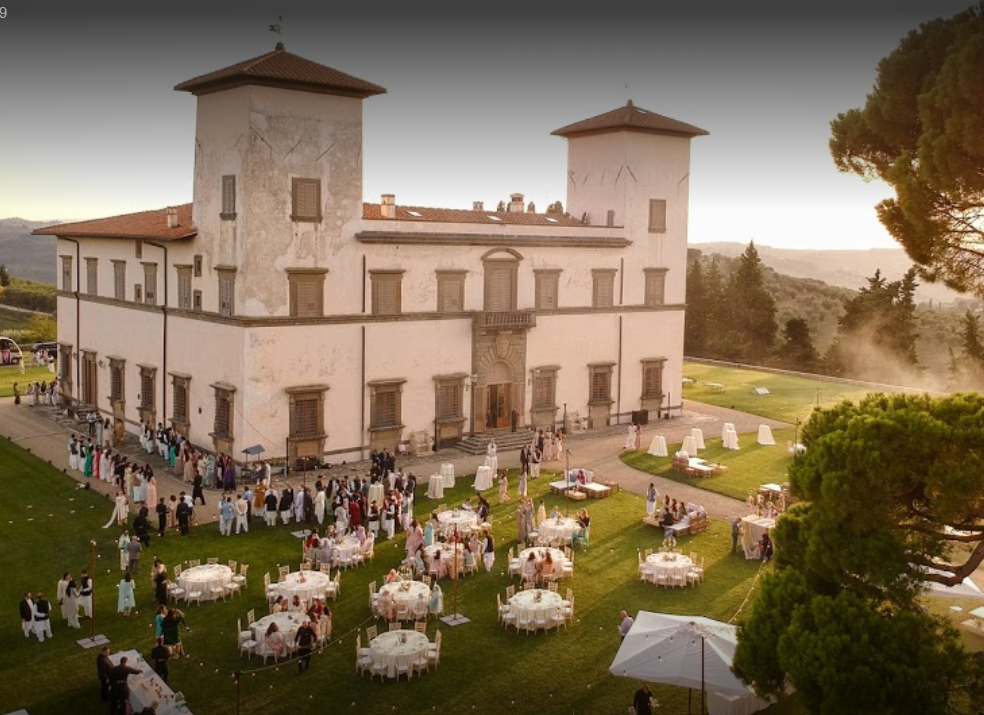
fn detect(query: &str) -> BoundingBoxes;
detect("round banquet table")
[644,552,693,584]
[426,475,445,500]
[440,462,455,488]
[177,564,234,600]
[276,570,331,603]
[508,588,564,624]
[369,629,430,678]
[424,543,464,576]
[378,580,432,612]
[251,611,307,647]
[473,466,494,491]
[516,547,569,579]
[537,517,579,544]
[437,509,479,535]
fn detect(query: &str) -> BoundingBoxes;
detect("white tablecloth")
[369,630,430,678]
[644,552,693,582]
[252,612,307,647]
[437,510,479,535]
[111,649,191,715]
[508,589,564,624]
[178,564,233,600]
[723,428,739,450]
[538,517,579,543]
[690,428,705,449]
[440,462,456,488]
[474,466,494,490]
[368,483,385,506]
[681,435,697,455]
[484,455,498,474]
[426,475,445,499]
[757,424,775,445]
[378,580,431,611]
[741,515,775,559]
[721,422,735,441]
[276,570,331,603]
[516,547,569,579]
[316,534,362,565]
[648,435,668,457]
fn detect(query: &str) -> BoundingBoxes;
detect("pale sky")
[0,1,973,250]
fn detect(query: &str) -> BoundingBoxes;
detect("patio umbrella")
[610,612,754,702]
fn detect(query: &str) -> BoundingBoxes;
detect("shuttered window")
[109,358,124,403]
[140,366,156,412]
[221,175,236,219]
[644,268,667,306]
[534,270,560,310]
[589,363,614,404]
[648,199,667,233]
[218,269,235,316]
[61,256,72,292]
[532,368,558,409]
[177,266,192,310]
[436,271,466,313]
[86,258,98,295]
[592,269,616,308]
[212,384,235,439]
[641,359,665,400]
[288,271,326,318]
[59,344,72,383]
[171,374,190,425]
[113,261,126,300]
[435,381,463,420]
[292,178,321,222]
[485,265,516,311]
[291,397,321,438]
[369,381,404,429]
[143,263,157,306]
[371,271,403,315]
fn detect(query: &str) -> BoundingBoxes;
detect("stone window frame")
[641,358,666,401]
[287,268,328,318]
[287,385,329,441]
[60,255,73,292]
[193,290,202,312]
[170,372,191,427]
[531,365,559,410]
[436,270,467,313]
[193,255,203,278]
[291,177,322,223]
[176,265,193,310]
[221,175,237,220]
[482,249,521,312]
[210,382,236,441]
[368,379,406,431]
[648,198,667,234]
[591,269,616,309]
[588,361,616,406]
[433,374,467,422]
[58,343,73,386]
[112,260,126,301]
[143,262,158,306]
[644,267,668,307]
[370,270,404,316]
[534,269,561,310]
[85,257,98,296]
[81,350,98,406]
[138,365,156,413]
[108,356,125,405]
[217,267,236,317]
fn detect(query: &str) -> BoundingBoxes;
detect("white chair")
[534,611,550,632]
[369,658,389,682]
[412,651,430,678]
[187,587,204,606]
[278,565,290,581]
[187,559,201,568]
[356,635,373,676]
[234,563,249,588]
[394,658,412,681]
[688,557,705,586]
[237,618,257,658]
[324,571,340,601]
[209,583,227,601]
[206,557,219,565]
[427,630,442,666]
[225,578,242,598]
[497,594,516,629]
[516,610,534,634]
[388,622,402,632]
[264,573,278,607]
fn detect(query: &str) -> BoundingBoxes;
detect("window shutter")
[293,179,321,220]
[221,175,236,216]
[296,278,320,317]
[649,199,667,233]
[177,267,192,310]
[488,267,512,311]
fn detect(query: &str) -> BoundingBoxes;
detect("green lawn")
[682,361,884,424]
[0,364,53,397]
[0,436,799,715]
[622,428,796,501]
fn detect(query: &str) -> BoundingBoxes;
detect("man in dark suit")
[19,592,34,638]
[175,498,191,536]
[294,619,317,671]
[109,655,142,714]
[519,445,530,476]
[96,645,113,701]
[150,636,171,683]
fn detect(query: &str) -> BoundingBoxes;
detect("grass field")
[681,361,885,424]
[0,364,53,397]
[0,436,802,715]
[621,428,797,501]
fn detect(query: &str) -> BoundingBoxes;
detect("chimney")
[473,201,484,212]
[509,193,524,213]
[381,194,396,219]
[527,201,536,214]
[166,207,179,229]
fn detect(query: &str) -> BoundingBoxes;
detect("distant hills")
[690,241,970,305]
[0,218,59,284]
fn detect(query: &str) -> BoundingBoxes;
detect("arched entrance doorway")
[484,360,513,430]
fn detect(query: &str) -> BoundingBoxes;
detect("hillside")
[691,241,968,305]
[0,218,60,284]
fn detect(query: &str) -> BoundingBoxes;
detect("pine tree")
[722,241,777,361]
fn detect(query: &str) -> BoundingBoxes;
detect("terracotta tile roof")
[552,100,708,139]
[174,43,386,98]
[33,204,196,241]
[363,203,586,227]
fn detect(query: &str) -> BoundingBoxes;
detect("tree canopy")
[830,3,984,298]
[733,392,984,714]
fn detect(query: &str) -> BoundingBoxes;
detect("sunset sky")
[0,0,973,249]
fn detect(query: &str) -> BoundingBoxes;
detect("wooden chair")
[356,634,373,675]
[414,621,427,634]
[388,621,402,632]
[234,563,249,588]
[206,557,219,564]
[187,559,201,568]
[278,565,290,581]
[237,618,257,658]
[365,625,378,641]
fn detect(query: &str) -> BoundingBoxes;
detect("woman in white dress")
[555,430,565,461]
[537,500,547,528]
[103,492,130,530]
[117,529,131,570]
[314,489,326,525]
[498,472,510,504]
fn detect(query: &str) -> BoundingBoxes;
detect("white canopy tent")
[610,612,774,715]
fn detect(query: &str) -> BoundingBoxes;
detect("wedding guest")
[150,636,171,683]
[117,571,137,617]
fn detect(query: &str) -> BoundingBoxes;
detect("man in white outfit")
[234,493,249,534]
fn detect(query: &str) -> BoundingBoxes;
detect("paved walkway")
[0,397,787,526]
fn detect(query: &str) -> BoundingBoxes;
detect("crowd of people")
[11,379,58,407]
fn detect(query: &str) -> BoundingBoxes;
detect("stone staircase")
[454,428,535,456]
